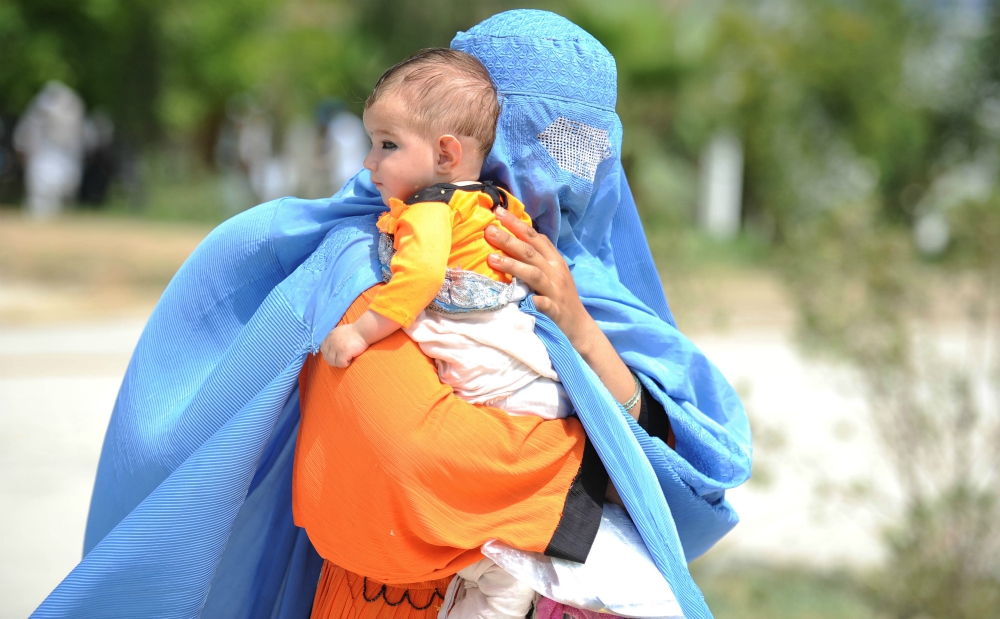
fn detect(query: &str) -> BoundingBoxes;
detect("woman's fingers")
[485,224,541,266]
[485,208,589,332]
[488,251,547,290]
[486,210,592,343]
[493,206,536,238]
[491,207,560,261]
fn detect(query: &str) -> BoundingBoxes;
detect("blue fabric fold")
[35,200,385,619]
[524,297,706,618]
[33,10,750,619]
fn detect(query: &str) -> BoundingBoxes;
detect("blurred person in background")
[215,98,257,214]
[216,95,297,210]
[237,103,289,202]
[13,81,86,219]
[320,99,368,195]
[0,117,13,203]
[284,115,325,199]
[78,111,117,206]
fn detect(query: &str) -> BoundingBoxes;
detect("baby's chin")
[379,189,413,206]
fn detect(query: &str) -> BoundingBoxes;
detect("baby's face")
[362,97,439,206]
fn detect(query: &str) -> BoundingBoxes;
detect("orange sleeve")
[369,201,452,328]
[293,286,589,584]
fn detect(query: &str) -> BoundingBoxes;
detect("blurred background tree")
[2,0,992,228]
[2,0,999,617]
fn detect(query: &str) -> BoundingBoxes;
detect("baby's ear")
[436,135,463,171]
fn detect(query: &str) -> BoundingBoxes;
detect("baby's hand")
[321,324,370,368]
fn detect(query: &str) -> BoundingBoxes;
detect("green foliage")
[101,149,233,223]
[0,0,164,140]
[0,0,538,141]
[949,193,1000,269]
[781,202,919,365]
[3,0,996,241]
[869,488,1000,619]
[585,0,970,237]
[692,563,879,619]
[772,32,1000,600]
[778,176,1000,619]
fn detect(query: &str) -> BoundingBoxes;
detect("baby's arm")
[321,200,452,367]
[367,201,452,326]
[321,311,401,368]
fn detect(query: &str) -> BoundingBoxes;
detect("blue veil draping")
[32,10,750,619]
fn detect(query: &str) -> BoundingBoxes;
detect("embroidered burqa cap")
[453,11,673,320]
[32,10,750,619]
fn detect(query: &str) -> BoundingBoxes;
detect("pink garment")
[535,596,620,619]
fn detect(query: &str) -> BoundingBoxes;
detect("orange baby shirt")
[368,185,533,328]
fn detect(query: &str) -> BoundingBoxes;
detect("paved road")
[1,319,140,619]
[0,317,899,618]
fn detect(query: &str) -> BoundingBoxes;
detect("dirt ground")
[0,210,797,332]
[4,208,976,331]
[0,212,211,325]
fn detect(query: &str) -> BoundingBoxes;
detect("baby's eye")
[381,140,397,150]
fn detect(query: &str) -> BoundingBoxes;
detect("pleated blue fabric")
[32,10,751,619]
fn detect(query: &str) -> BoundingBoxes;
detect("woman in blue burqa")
[32,10,751,619]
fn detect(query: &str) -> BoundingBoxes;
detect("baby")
[324,48,570,420]
[322,48,570,618]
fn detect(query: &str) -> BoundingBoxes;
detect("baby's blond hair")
[366,48,500,158]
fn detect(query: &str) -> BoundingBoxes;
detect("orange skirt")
[311,561,453,619]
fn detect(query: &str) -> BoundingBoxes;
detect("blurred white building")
[698,130,744,241]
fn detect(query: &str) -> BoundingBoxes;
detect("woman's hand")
[485,207,642,421]
[485,208,594,351]
[486,207,678,505]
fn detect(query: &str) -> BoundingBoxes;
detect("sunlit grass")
[102,168,236,224]
[693,563,880,619]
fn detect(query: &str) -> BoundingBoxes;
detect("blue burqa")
[33,10,751,619]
